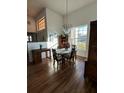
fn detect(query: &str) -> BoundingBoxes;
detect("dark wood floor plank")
[27,58,96,93]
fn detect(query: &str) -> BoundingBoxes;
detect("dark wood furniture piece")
[56,48,74,64]
[63,48,76,64]
[84,20,97,82]
[52,49,62,65]
[27,52,29,63]
[32,48,51,64]
[32,50,41,64]
[58,35,70,48]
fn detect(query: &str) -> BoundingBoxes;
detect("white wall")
[27,16,36,32]
[68,2,97,58]
[46,8,63,48]
[68,2,97,26]
[35,8,46,21]
[46,8,63,35]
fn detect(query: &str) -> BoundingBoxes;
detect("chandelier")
[63,0,72,35]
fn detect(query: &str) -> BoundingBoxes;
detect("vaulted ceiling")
[27,0,96,17]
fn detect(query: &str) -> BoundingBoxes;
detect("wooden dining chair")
[64,49,75,64]
[52,49,62,65]
[72,45,77,60]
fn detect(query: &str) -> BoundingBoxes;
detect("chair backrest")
[70,49,75,59]
[52,49,57,60]
[72,45,76,50]
[72,44,76,47]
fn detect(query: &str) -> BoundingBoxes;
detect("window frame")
[36,16,46,31]
[70,25,88,51]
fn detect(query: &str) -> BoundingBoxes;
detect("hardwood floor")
[27,58,97,93]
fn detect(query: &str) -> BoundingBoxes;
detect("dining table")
[56,48,72,63]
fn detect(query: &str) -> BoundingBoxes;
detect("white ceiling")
[27,0,96,17]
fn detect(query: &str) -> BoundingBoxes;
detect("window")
[27,35,32,42]
[49,33,57,42]
[48,33,58,48]
[36,17,45,31]
[71,25,88,51]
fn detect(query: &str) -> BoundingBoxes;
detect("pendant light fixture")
[63,0,72,35]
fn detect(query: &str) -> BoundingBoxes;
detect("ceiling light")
[63,0,72,35]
